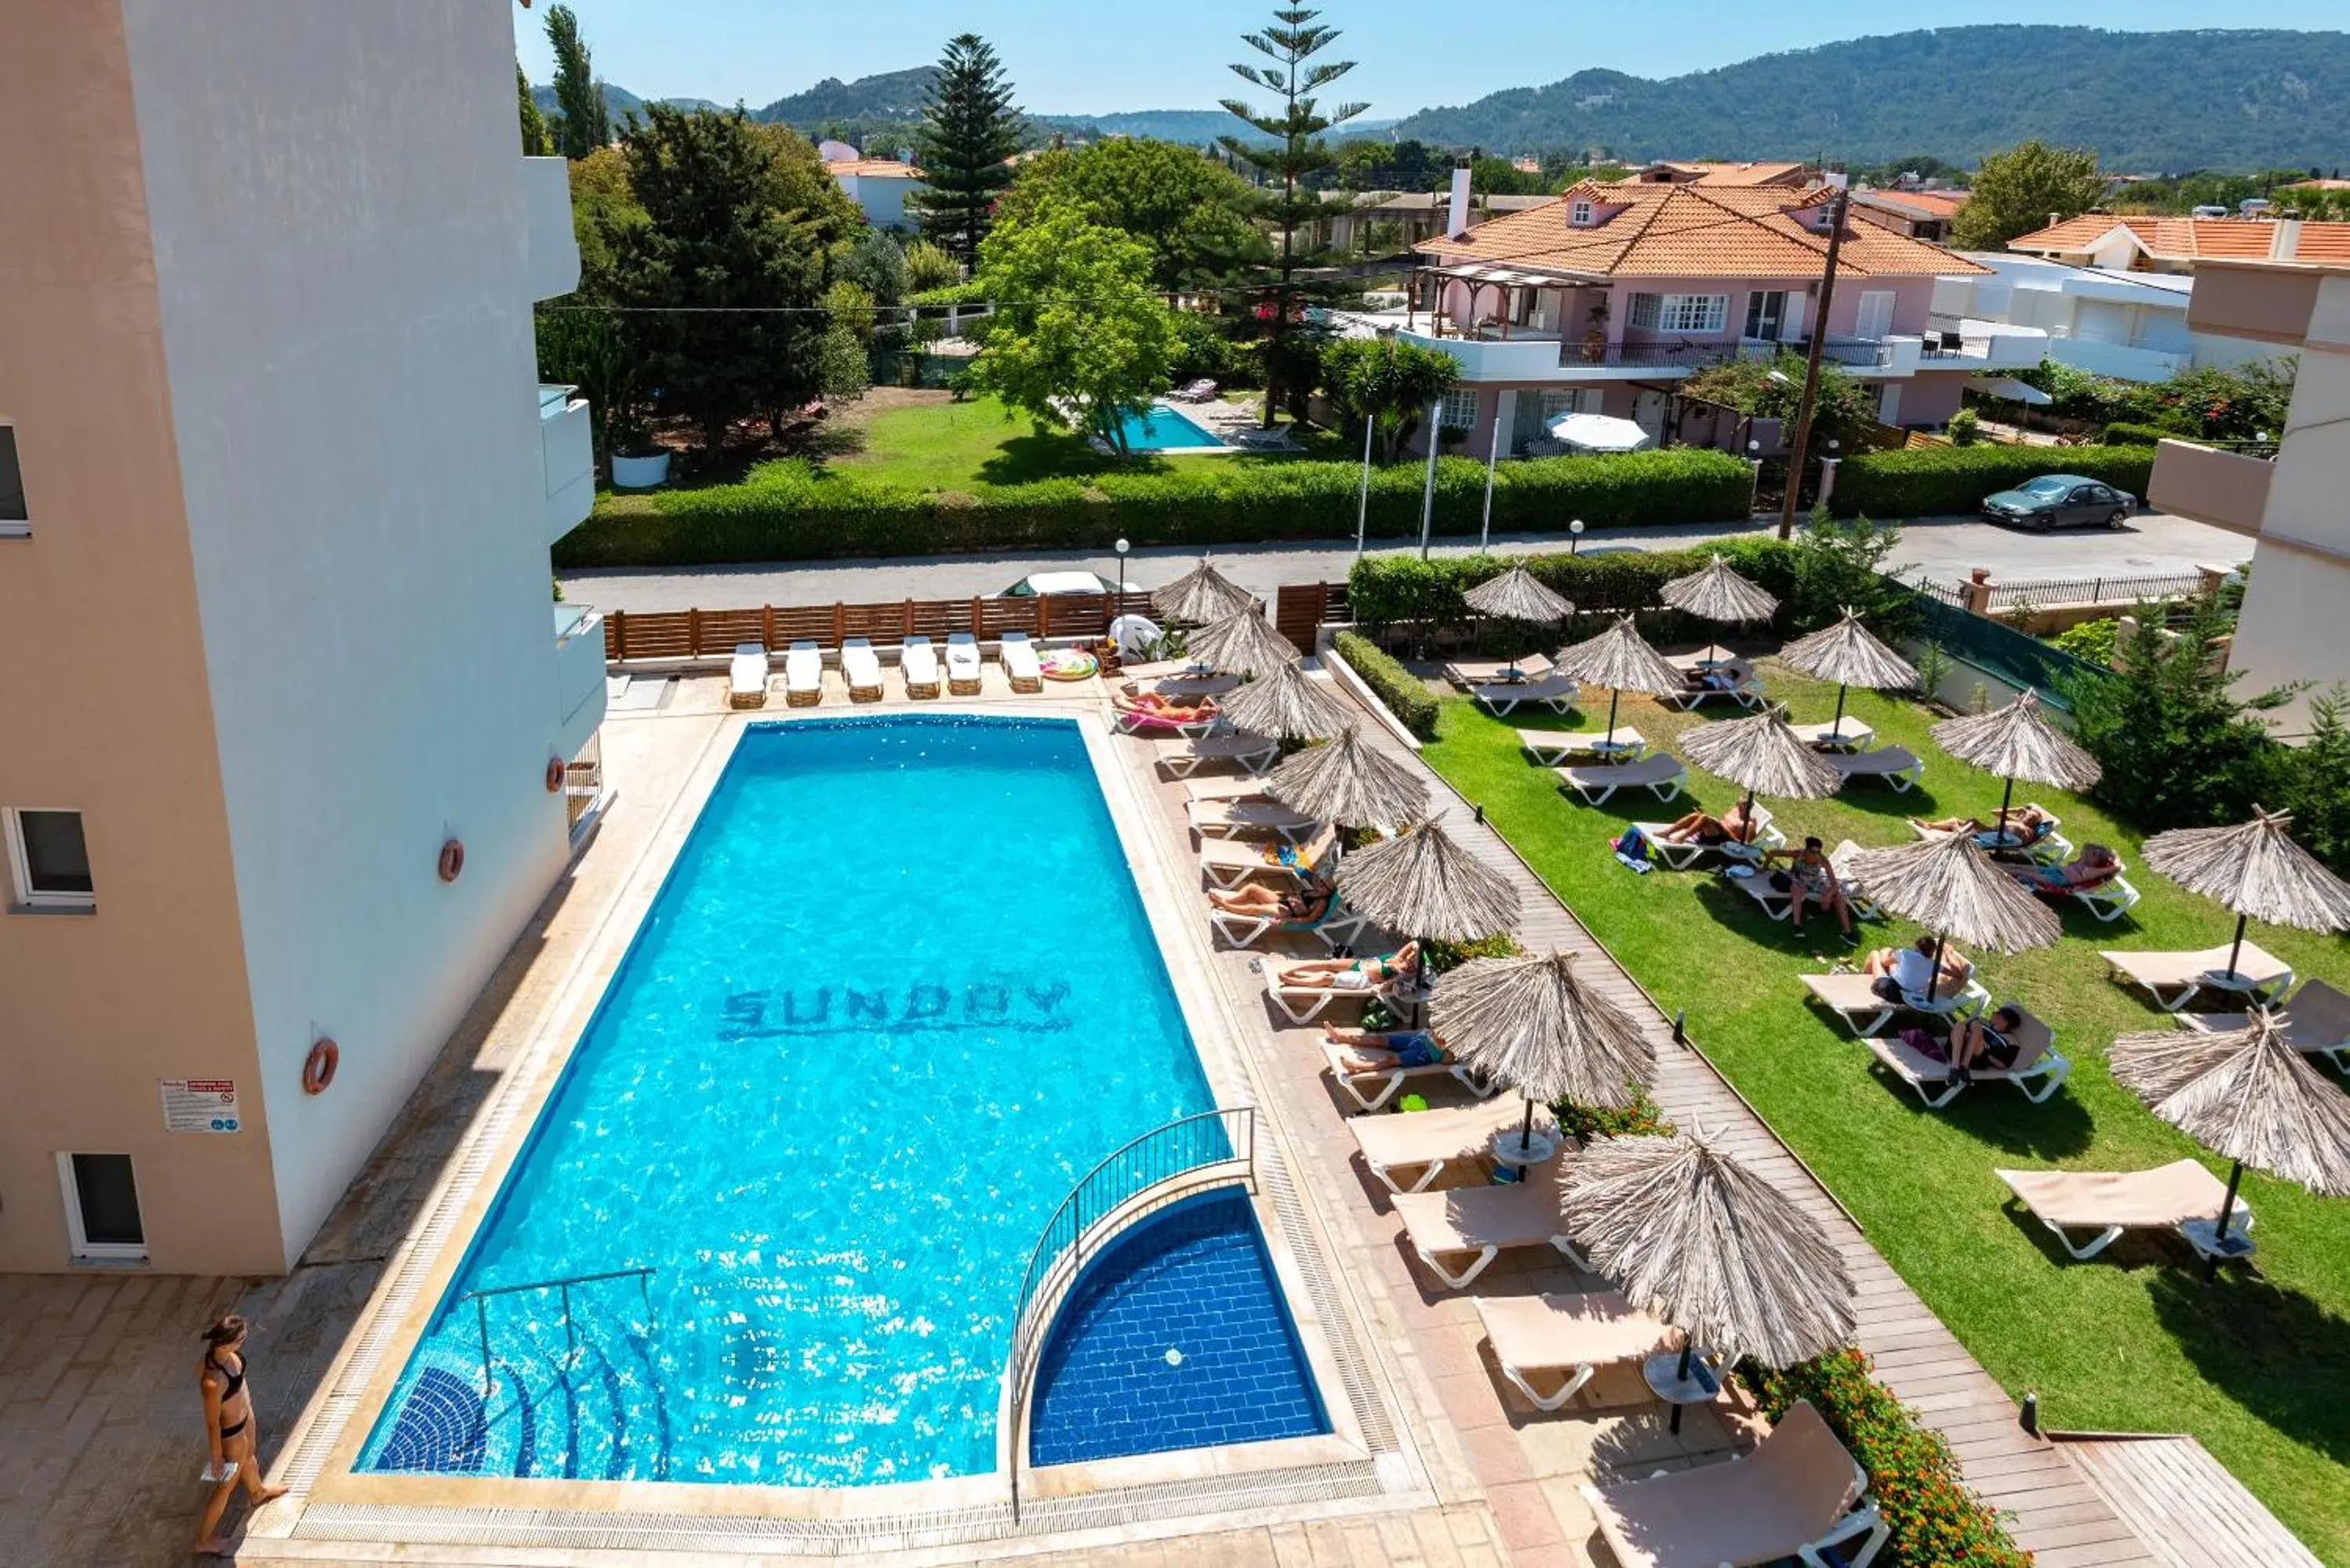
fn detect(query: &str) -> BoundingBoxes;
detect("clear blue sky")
[515,2,2343,118]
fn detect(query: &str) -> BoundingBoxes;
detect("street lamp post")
[1418,398,1442,560]
[1355,413,1373,562]
[1569,518,1585,557]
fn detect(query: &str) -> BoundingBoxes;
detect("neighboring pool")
[1116,402,1224,451]
[359,715,1279,1488]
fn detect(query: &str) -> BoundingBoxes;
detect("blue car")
[1980,474,2136,532]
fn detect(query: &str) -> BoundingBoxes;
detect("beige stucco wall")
[0,0,278,1275]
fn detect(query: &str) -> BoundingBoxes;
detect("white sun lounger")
[1208,891,1370,952]
[1349,1100,1553,1194]
[1126,671,1240,702]
[1863,1006,2068,1108]
[944,631,982,696]
[1997,1159,2254,1262]
[1114,704,1222,739]
[1183,775,1273,806]
[2184,980,2350,1070]
[1627,806,1781,871]
[784,640,824,707]
[2015,857,2142,923]
[1315,1029,1485,1106]
[1799,969,1990,1039]
[1787,718,1875,752]
[1390,1156,1588,1286]
[1473,673,1577,717]
[1555,754,1686,807]
[1445,653,1555,686]
[999,631,1043,693]
[1472,1290,1675,1410]
[900,635,941,700]
[728,642,768,709]
[1188,798,1318,842]
[842,636,883,703]
[2102,943,2294,1012]
[1662,659,1766,711]
[1152,733,1279,778]
[1828,745,1925,791]
[1199,825,1336,890]
[1581,1399,1887,1568]
[1915,808,2072,864]
[1516,726,1646,764]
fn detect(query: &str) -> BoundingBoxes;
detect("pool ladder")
[462,1267,666,1481]
[462,1264,657,1395]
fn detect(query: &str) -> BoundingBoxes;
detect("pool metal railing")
[1002,1106,1258,1519]
[460,1265,656,1396]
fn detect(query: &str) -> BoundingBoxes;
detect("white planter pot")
[611,451,670,489]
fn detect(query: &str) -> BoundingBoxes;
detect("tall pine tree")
[1220,7,1365,427]
[545,5,609,159]
[906,35,1022,268]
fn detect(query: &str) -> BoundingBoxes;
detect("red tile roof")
[2005,214,2350,263]
[827,158,922,180]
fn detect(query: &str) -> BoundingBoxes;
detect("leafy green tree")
[1468,155,1542,195]
[995,139,1255,293]
[518,64,554,157]
[2274,686,2350,874]
[1321,337,1459,462]
[534,307,636,471]
[906,35,1024,265]
[1682,352,1876,449]
[837,228,911,305]
[1950,140,2104,249]
[1220,6,1366,427]
[566,146,642,297]
[964,207,1176,457]
[1788,508,1919,636]
[544,5,609,159]
[901,238,963,293]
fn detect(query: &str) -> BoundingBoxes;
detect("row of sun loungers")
[727,631,1043,707]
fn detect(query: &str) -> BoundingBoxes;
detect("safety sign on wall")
[160,1079,241,1133]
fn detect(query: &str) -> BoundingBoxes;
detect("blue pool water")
[358,715,1278,1486]
[1116,402,1224,451]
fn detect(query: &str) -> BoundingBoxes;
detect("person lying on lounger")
[1323,1022,1450,1072]
[2009,844,2120,894]
[1682,666,1740,692]
[1208,875,1333,922]
[1112,690,1220,722]
[1913,804,2055,849]
[1941,1006,2027,1075]
[1275,940,1422,995]
[1659,800,1756,846]
[1862,935,1970,1000]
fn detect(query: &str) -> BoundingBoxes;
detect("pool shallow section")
[356,714,1317,1490]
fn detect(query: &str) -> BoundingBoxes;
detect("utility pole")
[1778,180,1851,540]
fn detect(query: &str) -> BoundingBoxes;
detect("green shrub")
[1944,407,1981,446]
[1552,1086,1675,1143]
[1332,630,1439,740]
[1345,537,1801,636]
[553,448,1757,568]
[1829,445,2152,518]
[2101,420,2174,446]
[2050,617,2119,664]
[1421,931,1522,973]
[1749,1348,2031,1568]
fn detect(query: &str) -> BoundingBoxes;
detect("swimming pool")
[359,715,1300,1487]
[1116,402,1224,451]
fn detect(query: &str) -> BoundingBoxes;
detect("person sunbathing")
[1660,800,1756,846]
[1943,1006,2027,1075]
[1863,936,1970,1000]
[1275,940,1422,994]
[1682,666,1740,692]
[1914,804,2054,849]
[1323,1022,1450,1073]
[2010,844,2120,893]
[1209,875,1332,922]
[1765,836,1854,937]
[1112,689,1220,722]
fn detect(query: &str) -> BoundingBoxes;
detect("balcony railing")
[555,602,608,754]
[1548,334,1892,371]
[2148,438,2273,536]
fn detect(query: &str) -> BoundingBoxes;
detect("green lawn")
[837,393,1347,491]
[1419,664,2350,1563]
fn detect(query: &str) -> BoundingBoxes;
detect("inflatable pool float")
[1037,647,1100,682]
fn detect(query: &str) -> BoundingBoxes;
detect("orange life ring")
[545,756,566,793]
[438,839,465,882]
[303,1038,340,1096]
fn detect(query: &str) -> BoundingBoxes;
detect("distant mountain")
[529,83,718,126]
[1390,27,2350,172]
[752,67,937,126]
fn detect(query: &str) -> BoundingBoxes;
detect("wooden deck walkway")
[2057,1434,2322,1568]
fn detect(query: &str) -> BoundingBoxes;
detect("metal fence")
[1978,572,2206,612]
[1911,591,2103,711]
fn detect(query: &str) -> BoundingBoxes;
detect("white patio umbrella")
[1545,411,1653,453]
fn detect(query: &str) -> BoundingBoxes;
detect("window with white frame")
[0,424,26,535]
[1569,199,1594,226]
[7,808,93,909]
[1628,293,1729,333]
[59,1152,145,1259]
[1437,389,1480,429]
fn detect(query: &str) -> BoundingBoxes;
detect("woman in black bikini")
[1206,873,1333,922]
[196,1315,287,1555]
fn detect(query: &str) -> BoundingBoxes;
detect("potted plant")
[609,409,669,489]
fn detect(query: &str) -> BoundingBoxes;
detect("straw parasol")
[1660,555,1779,665]
[1217,660,1355,741]
[1563,1131,1856,1423]
[1549,615,1688,749]
[1463,566,1576,682]
[1931,690,2101,837]
[1151,555,1257,624]
[1184,606,1301,678]
[1777,609,1920,746]
[2111,1012,2350,1271]
[1265,726,1429,829]
[1677,712,1843,836]
[1840,830,2061,1003]
[1335,820,1521,943]
[1432,951,1656,1159]
[2141,807,2350,984]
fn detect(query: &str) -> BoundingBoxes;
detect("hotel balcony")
[540,384,594,545]
[1916,317,2052,372]
[555,602,608,759]
[1388,323,1899,384]
[2043,329,2188,384]
[2148,438,2272,537]
[522,155,580,304]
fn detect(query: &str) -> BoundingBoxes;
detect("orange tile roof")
[1637,160,1814,187]
[1415,180,1989,281]
[2005,214,2350,263]
[2297,224,2350,265]
[827,158,922,179]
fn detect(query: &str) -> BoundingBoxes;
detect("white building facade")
[1931,255,2275,383]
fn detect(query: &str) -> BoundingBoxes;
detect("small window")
[8,809,93,908]
[60,1152,146,1259]
[1437,389,1480,430]
[1569,200,1594,226]
[0,424,25,534]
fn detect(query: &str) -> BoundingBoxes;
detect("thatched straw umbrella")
[1266,726,1429,829]
[2111,1012,2350,1272]
[1463,566,1575,681]
[1151,555,1257,624]
[1841,830,2061,1004]
[1549,615,1688,750]
[1336,820,1520,1022]
[1660,555,1779,665]
[1219,660,1355,741]
[1562,1132,1855,1428]
[1185,606,1301,678]
[2142,807,2350,985]
[1930,689,2101,839]
[1777,609,1920,747]
[1431,951,1655,1160]
[1677,712,1843,842]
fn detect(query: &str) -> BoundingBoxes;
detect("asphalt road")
[559,511,2254,614]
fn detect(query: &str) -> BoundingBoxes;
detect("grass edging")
[1330,631,1439,740]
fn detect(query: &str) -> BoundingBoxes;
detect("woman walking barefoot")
[195,1315,287,1555]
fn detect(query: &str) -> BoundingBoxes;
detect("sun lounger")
[1516,726,1647,764]
[1628,806,1781,871]
[1445,653,1554,686]
[1662,658,1766,711]
[1199,825,1337,890]
[1126,671,1241,702]
[900,635,941,700]
[1172,377,1217,402]
[1828,745,1925,791]
[1315,1028,1486,1105]
[1996,1159,2254,1262]
[784,640,824,707]
[1914,808,2072,864]
[1823,839,1886,922]
[1581,1399,1886,1568]
[1390,1156,1588,1285]
[842,636,883,703]
[1183,775,1271,806]
[2010,852,2140,923]
[1121,658,1211,684]
[1787,718,1875,752]
[1208,890,1370,951]
[1555,754,1686,807]
[1473,673,1577,717]
[1473,1290,1675,1409]
[1862,1006,2068,1108]
[2102,943,2294,1012]
[1000,631,1043,694]
[728,642,768,709]
[1349,1100,1553,1194]
[1152,732,1279,778]
[1799,969,1992,1039]
[944,631,982,696]
[1115,704,1222,738]
[2184,979,2350,1069]
[1188,798,1318,842]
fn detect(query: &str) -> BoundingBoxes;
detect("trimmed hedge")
[2101,420,2174,447]
[1750,1348,2030,1568]
[1828,445,2153,518]
[1345,538,1801,631]
[552,448,1755,568]
[1332,631,1439,740]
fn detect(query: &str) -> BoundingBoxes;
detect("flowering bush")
[1552,1086,1674,1142]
